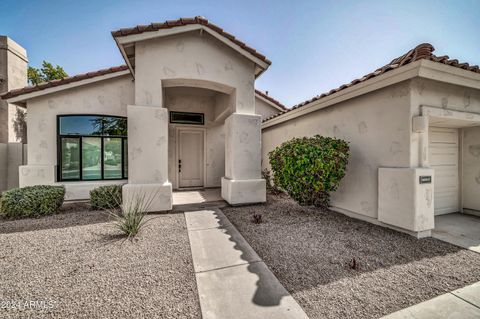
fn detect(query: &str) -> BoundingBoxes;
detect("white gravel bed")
[223,194,480,319]
[0,205,201,319]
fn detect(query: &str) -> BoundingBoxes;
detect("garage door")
[429,127,459,215]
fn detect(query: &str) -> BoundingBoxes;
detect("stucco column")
[377,115,434,238]
[412,116,430,167]
[122,105,172,211]
[221,113,266,204]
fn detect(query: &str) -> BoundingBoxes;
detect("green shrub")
[104,159,117,166]
[0,185,65,218]
[261,168,282,195]
[90,185,122,210]
[269,135,349,209]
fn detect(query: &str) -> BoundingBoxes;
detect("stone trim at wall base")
[221,177,266,205]
[122,182,172,212]
[58,180,127,201]
[378,167,435,233]
[19,165,55,188]
[330,206,432,239]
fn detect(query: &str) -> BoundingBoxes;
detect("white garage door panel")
[429,148,458,166]
[429,127,459,215]
[429,130,458,144]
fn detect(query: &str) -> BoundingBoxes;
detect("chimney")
[0,36,28,143]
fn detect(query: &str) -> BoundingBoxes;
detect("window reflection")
[104,138,122,179]
[61,138,80,180]
[82,137,101,180]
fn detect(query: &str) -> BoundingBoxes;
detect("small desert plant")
[269,135,349,209]
[0,185,65,218]
[261,169,282,195]
[348,257,359,270]
[251,213,263,224]
[90,185,122,210]
[107,191,157,239]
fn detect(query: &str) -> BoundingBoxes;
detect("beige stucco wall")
[0,143,29,192]
[0,36,28,143]
[262,81,412,219]
[134,31,256,114]
[0,143,6,190]
[255,96,281,120]
[410,78,480,115]
[25,75,134,168]
[463,126,480,212]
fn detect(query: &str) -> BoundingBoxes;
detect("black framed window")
[57,115,127,181]
[170,111,204,125]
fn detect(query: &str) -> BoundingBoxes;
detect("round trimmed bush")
[0,185,65,218]
[90,185,122,210]
[269,135,349,209]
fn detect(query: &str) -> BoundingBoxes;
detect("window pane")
[82,137,101,180]
[123,138,128,178]
[103,117,127,136]
[170,112,204,125]
[104,138,122,179]
[59,115,127,136]
[59,116,103,135]
[61,138,80,180]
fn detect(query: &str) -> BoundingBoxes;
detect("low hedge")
[0,185,65,218]
[269,135,349,209]
[90,185,122,210]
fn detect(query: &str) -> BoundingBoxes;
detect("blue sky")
[1,0,479,106]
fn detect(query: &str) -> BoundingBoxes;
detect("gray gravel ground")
[0,204,201,319]
[223,194,480,319]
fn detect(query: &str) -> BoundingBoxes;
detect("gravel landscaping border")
[0,206,201,319]
[223,194,480,319]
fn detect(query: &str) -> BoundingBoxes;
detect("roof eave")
[262,61,423,129]
[113,36,135,79]
[255,91,287,111]
[4,70,131,104]
[256,94,284,112]
[262,60,480,129]
[418,59,480,89]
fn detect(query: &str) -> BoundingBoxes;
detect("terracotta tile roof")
[111,16,271,65]
[263,43,480,122]
[1,65,129,100]
[255,89,287,110]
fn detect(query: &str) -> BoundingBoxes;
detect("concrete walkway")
[184,208,309,319]
[433,213,480,253]
[382,281,480,319]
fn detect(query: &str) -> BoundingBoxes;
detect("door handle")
[179,159,182,173]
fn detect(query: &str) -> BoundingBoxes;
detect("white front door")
[429,127,460,215]
[178,129,204,188]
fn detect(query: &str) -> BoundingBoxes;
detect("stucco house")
[0,17,285,210]
[2,17,479,239]
[262,43,480,238]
